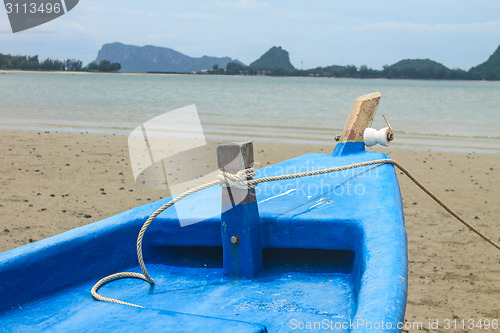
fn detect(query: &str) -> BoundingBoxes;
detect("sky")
[1,0,499,70]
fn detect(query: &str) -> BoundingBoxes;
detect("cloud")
[0,17,11,31]
[145,33,184,41]
[118,8,142,15]
[166,13,218,20]
[68,22,86,32]
[357,21,500,34]
[273,7,321,20]
[214,0,269,11]
[84,3,107,12]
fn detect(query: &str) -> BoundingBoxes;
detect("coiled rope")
[91,158,500,308]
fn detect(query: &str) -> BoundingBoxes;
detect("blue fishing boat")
[0,93,408,332]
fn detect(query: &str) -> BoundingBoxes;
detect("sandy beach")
[0,129,498,331]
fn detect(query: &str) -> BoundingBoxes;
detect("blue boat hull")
[0,143,407,332]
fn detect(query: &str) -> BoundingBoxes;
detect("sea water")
[0,72,499,153]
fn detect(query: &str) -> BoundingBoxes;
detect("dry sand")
[0,129,498,331]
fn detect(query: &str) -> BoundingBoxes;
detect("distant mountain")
[469,44,500,80]
[94,42,244,73]
[384,59,452,79]
[90,41,499,80]
[249,46,295,71]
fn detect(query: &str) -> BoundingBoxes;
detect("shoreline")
[1,123,499,155]
[0,129,498,329]
[2,69,499,83]
[0,69,183,77]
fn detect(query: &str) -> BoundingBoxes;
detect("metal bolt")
[230,235,239,245]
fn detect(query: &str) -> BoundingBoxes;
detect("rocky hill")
[95,42,243,73]
[469,44,500,80]
[384,59,452,79]
[249,46,295,71]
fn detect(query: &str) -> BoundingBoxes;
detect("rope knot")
[217,168,257,189]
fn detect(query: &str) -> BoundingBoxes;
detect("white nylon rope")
[91,158,500,308]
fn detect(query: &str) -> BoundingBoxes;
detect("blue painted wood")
[221,200,263,279]
[0,143,408,332]
[218,141,263,279]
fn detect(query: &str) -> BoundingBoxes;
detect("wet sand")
[0,129,498,331]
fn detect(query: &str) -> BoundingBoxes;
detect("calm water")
[0,72,499,153]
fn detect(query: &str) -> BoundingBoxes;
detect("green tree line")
[0,53,121,73]
[210,60,497,80]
